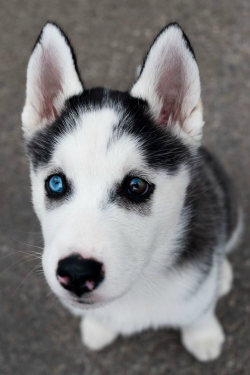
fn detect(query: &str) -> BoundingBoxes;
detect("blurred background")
[0,0,249,374]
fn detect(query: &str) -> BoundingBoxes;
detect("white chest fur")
[68,259,219,335]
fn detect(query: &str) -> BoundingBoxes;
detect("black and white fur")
[22,22,243,361]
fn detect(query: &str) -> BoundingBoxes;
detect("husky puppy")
[22,22,243,361]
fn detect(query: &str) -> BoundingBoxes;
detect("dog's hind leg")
[80,316,118,351]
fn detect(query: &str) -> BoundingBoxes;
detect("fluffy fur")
[22,22,242,362]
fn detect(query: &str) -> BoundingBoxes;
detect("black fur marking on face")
[27,88,191,173]
[113,95,192,174]
[177,147,236,273]
[108,171,155,215]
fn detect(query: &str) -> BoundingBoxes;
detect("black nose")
[57,254,104,297]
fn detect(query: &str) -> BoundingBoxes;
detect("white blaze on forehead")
[51,107,144,192]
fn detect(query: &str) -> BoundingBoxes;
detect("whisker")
[13,241,44,251]
[0,256,41,277]
[0,249,42,263]
[12,264,42,296]
[0,227,42,235]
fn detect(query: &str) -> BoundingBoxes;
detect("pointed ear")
[22,22,83,137]
[131,23,204,144]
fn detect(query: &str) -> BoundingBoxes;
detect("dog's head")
[22,22,203,308]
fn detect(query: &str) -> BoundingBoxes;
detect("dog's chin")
[58,286,134,310]
[54,278,137,311]
[59,294,114,310]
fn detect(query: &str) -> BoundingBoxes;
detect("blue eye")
[47,175,64,194]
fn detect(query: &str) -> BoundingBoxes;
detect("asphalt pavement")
[0,1,249,374]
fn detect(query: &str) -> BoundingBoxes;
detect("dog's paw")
[219,257,233,298]
[80,317,118,351]
[181,314,225,362]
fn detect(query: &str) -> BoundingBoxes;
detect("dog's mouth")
[57,288,123,309]
[58,293,104,308]
[75,299,94,305]
[68,295,96,306]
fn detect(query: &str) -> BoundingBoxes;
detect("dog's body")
[22,22,243,361]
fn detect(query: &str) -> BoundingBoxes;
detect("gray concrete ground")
[0,0,249,374]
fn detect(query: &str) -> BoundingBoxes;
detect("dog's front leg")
[181,310,225,362]
[80,316,118,351]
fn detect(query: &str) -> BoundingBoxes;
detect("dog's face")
[22,23,203,308]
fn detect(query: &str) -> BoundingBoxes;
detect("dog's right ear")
[22,22,83,137]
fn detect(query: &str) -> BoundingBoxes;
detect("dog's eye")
[46,174,66,197]
[128,178,148,195]
[124,177,153,202]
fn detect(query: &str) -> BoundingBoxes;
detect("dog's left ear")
[131,23,204,145]
[22,22,83,137]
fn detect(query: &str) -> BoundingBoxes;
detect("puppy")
[22,22,243,361]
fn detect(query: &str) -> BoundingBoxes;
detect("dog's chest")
[86,264,218,334]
